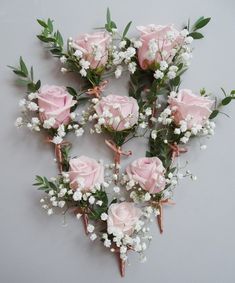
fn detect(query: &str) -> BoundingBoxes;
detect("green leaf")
[37,19,47,28]
[122,21,132,39]
[13,70,27,78]
[230,90,235,95]
[47,18,53,33]
[106,8,111,24]
[222,96,232,105]
[209,109,219,119]
[171,76,180,86]
[66,86,77,97]
[56,30,63,46]
[20,57,28,76]
[189,32,204,39]
[35,80,41,91]
[221,87,227,97]
[194,17,211,30]
[30,66,34,81]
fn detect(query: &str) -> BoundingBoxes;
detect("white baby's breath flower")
[145,107,152,116]
[15,117,23,127]
[151,130,157,140]
[119,40,127,49]
[144,192,151,201]
[90,233,97,241]
[52,136,63,144]
[47,208,53,215]
[167,71,176,79]
[154,69,164,80]
[128,62,137,74]
[115,65,123,78]
[73,190,82,201]
[180,29,189,37]
[101,213,108,221]
[60,67,68,74]
[113,186,120,193]
[104,239,111,247]
[43,117,56,129]
[58,201,65,208]
[89,196,95,204]
[19,98,26,107]
[75,128,84,137]
[74,50,83,58]
[28,92,37,100]
[80,68,87,77]
[79,59,90,69]
[60,55,67,63]
[160,60,168,71]
[27,102,39,111]
[87,224,95,233]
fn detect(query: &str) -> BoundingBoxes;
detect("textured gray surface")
[1,0,235,282]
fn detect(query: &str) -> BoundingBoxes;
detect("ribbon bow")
[152,199,175,234]
[105,139,132,165]
[86,80,108,98]
[169,142,187,161]
[45,137,71,173]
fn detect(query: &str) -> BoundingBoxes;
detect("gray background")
[1,0,235,282]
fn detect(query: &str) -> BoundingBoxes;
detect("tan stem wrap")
[45,137,71,173]
[152,199,175,234]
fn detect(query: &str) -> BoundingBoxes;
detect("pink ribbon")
[86,80,108,98]
[169,142,187,161]
[152,199,175,234]
[105,139,132,165]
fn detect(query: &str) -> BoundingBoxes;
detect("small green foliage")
[105,8,117,32]
[122,21,132,39]
[189,16,211,40]
[37,18,64,57]
[8,57,41,93]
[210,88,235,119]
[33,176,58,193]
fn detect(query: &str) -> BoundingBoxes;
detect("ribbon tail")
[157,205,163,234]
[117,253,125,277]
[55,144,63,173]
[82,213,89,235]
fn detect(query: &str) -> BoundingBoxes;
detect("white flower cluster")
[173,117,216,144]
[64,38,92,77]
[157,107,173,125]
[100,216,151,262]
[112,43,137,78]
[15,92,43,132]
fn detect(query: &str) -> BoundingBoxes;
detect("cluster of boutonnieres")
[10,8,235,277]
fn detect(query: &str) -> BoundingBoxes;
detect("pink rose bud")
[126,157,166,194]
[73,31,111,69]
[137,24,184,70]
[37,85,76,128]
[69,156,104,191]
[107,202,142,236]
[94,94,139,131]
[168,89,214,128]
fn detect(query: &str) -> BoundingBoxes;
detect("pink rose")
[126,157,166,194]
[94,94,139,131]
[37,85,76,128]
[69,156,104,191]
[73,31,111,69]
[168,89,214,128]
[107,202,142,236]
[137,24,183,70]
